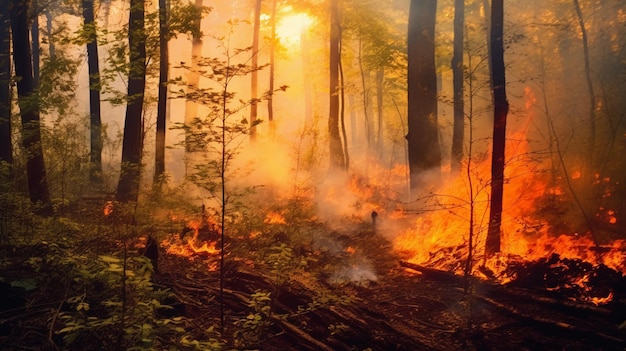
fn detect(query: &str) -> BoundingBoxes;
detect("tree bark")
[154,0,168,187]
[267,0,276,137]
[11,0,51,208]
[0,0,11,165]
[250,0,261,141]
[328,0,345,170]
[485,0,508,257]
[572,0,596,161]
[451,0,465,173]
[407,0,441,190]
[184,0,202,176]
[116,0,146,202]
[376,67,384,156]
[82,0,103,183]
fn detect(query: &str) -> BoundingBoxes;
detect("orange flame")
[264,211,287,224]
[161,220,220,259]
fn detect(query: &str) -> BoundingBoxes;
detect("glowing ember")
[104,201,113,217]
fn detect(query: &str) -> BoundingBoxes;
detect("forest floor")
[1,209,625,350]
[159,227,626,351]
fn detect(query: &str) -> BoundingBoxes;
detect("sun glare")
[277,13,313,49]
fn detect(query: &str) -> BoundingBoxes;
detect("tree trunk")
[451,0,465,173]
[338,29,349,170]
[0,0,11,165]
[328,0,345,170]
[184,0,202,175]
[485,0,508,257]
[30,0,39,86]
[267,0,276,137]
[376,67,384,156]
[82,0,103,183]
[572,0,596,161]
[250,0,261,141]
[407,0,441,190]
[154,0,168,187]
[11,0,51,208]
[116,0,146,202]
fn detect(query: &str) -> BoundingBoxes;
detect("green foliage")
[266,243,308,288]
[233,291,272,348]
[54,250,216,350]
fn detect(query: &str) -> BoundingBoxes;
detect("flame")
[391,92,626,302]
[264,211,287,224]
[161,220,220,259]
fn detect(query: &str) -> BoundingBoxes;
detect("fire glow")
[161,220,220,258]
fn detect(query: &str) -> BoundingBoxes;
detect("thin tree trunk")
[45,11,55,59]
[267,0,276,137]
[0,0,12,165]
[407,0,441,190]
[116,0,146,202]
[83,0,103,183]
[338,27,349,170]
[250,0,261,141]
[376,67,384,156]
[485,0,508,258]
[328,0,345,170]
[451,0,465,172]
[184,0,202,175]
[572,0,596,160]
[31,0,39,86]
[154,0,168,187]
[11,0,51,209]
[357,33,372,151]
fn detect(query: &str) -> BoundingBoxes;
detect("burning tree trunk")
[485,0,508,257]
[407,0,441,190]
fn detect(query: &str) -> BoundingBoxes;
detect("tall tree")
[183,0,203,175]
[0,0,11,165]
[485,0,508,257]
[249,0,261,140]
[154,0,169,186]
[82,0,103,183]
[328,0,346,169]
[267,0,276,136]
[116,0,147,202]
[407,0,440,190]
[11,0,51,208]
[572,0,596,160]
[451,0,464,172]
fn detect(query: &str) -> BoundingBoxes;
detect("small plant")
[233,291,272,348]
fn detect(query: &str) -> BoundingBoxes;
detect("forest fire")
[264,211,287,224]
[161,220,220,258]
[389,127,626,305]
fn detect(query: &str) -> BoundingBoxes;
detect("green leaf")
[10,278,38,291]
